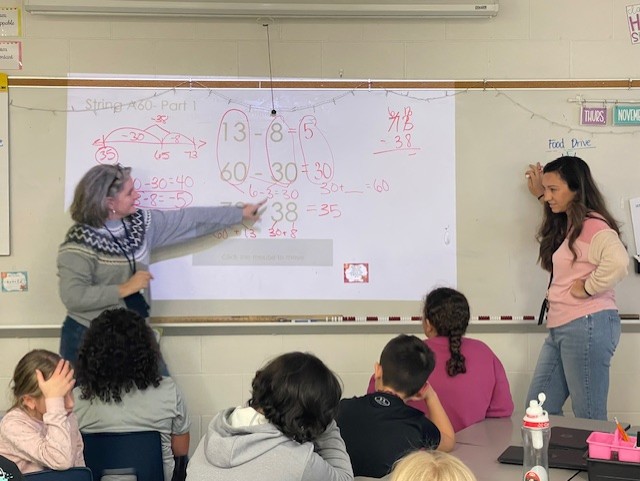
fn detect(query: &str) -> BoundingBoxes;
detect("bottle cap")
[523,392,549,429]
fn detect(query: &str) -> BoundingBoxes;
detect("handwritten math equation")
[374,106,421,156]
[90,104,421,239]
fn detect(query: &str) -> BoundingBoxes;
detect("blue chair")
[81,431,163,481]
[24,467,93,481]
[0,454,22,481]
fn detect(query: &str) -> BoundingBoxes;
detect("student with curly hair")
[367,288,513,432]
[390,450,477,481]
[73,308,190,481]
[186,352,352,481]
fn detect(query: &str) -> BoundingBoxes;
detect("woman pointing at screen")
[57,163,264,363]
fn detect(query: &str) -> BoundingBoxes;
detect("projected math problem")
[66,88,456,301]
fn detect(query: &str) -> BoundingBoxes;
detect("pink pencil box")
[587,430,640,463]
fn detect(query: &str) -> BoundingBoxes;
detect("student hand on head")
[36,359,76,400]
[407,381,434,402]
[418,382,436,401]
[525,162,544,200]
[413,381,456,452]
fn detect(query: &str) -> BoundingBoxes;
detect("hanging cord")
[263,23,277,115]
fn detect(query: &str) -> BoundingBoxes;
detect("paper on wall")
[630,197,640,259]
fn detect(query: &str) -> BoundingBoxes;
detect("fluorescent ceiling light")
[23,0,499,19]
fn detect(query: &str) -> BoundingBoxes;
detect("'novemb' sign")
[613,105,640,125]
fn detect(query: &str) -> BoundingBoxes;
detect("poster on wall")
[0,8,21,37]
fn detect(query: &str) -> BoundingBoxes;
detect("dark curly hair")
[379,334,435,397]
[248,352,342,444]
[75,308,162,403]
[423,287,470,377]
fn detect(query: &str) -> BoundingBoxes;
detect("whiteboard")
[3,84,640,325]
[65,88,457,303]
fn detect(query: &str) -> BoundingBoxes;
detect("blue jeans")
[59,315,169,375]
[526,309,620,420]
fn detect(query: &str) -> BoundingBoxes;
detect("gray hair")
[70,164,132,227]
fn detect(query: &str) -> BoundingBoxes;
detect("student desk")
[454,414,620,481]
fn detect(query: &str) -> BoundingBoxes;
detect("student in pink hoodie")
[368,288,513,432]
[0,350,84,474]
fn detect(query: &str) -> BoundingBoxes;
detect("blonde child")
[0,350,84,473]
[390,451,477,481]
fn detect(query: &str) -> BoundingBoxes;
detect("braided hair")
[423,287,470,377]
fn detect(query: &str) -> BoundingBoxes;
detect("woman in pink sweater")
[0,350,85,473]
[525,156,628,420]
[368,288,514,432]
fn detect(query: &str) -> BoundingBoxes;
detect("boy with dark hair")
[336,334,455,478]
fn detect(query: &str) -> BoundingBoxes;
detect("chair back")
[82,431,163,481]
[24,467,93,481]
[0,454,22,481]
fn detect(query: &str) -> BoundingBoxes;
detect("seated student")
[337,334,455,479]
[367,287,514,432]
[187,352,353,481]
[389,450,477,481]
[73,308,190,481]
[0,350,85,473]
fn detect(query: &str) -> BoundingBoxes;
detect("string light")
[9,79,196,114]
[495,88,639,136]
[10,80,457,114]
[6,79,640,139]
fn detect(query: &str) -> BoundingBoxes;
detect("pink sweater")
[0,398,85,474]
[367,336,514,432]
[547,217,628,328]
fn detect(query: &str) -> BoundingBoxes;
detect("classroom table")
[453,414,620,481]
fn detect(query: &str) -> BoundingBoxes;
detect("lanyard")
[104,220,137,275]
[537,271,553,326]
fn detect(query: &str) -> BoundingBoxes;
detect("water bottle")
[522,392,550,481]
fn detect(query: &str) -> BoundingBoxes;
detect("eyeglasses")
[107,163,124,193]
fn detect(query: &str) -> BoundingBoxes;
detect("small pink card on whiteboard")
[344,263,369,283]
